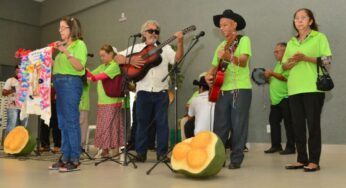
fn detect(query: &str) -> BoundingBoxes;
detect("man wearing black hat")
[186,76,214,138]
[206,9,252,169]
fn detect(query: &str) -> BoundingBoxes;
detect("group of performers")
[23,7,331,173]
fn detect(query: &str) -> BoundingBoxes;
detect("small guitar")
[121,25,196,82]
[209,34,241,102]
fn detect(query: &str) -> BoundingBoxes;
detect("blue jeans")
[213,89,252,165]
[54,75,82,163]
[135,91,169,157]
[5,108,28,135]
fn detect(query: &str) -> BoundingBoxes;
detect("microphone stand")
[146,36,201,175]
[95,35,139,168]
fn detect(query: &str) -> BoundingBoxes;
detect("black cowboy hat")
[193,76,209,89]
[213,9,246,30]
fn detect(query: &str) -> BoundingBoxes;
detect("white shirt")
[119,42,176,92]
[3,77,20,109]
[188,91,215,135]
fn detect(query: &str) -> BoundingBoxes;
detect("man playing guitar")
[205,9,252,169]
[115,20,184,162]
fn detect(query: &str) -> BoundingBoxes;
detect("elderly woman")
[88,44,124,158]
[283,8,332,172]
[49,16,87,172]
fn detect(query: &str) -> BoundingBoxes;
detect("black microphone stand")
[146,36,202,175]
[95,35,139,168]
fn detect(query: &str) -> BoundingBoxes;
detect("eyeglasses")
[145,29,160,35]
[59,26,70,31]
[294,16,309,21]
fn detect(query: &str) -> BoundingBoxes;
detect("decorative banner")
[17,47,53,125]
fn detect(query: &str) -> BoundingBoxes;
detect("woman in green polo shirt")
[87,44,124,158]
[49,16,88,172]
[283,8,332,172]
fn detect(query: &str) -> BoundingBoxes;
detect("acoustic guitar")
[208,34,241,102]
[121,25,196,82]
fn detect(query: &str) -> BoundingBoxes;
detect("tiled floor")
[0,143,345,188]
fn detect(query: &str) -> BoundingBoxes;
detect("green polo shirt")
[282,30,332,96]
[53,39,87,76]
[269,62,288,105]
[211,36,252,91]
[79,83,90,111]
[92,60,123,105]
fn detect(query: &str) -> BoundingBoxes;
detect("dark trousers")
[135,91,168,156]
[213,89,252,165]
[289,92,325,165]
[128,100,156,149]
[184,117,195,139]
[40,102,61,148]
[269,98,295,149]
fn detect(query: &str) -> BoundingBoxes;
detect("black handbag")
[316,59,334,91]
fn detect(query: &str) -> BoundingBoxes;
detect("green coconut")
[171,131,226,178]
[4,126,36,156]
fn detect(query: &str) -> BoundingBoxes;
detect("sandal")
[304,163,320,172]
[285,162,305,169]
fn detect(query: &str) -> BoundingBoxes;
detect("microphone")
[193,31,205,40]
[130,33,142,37]
[87,53,94,58]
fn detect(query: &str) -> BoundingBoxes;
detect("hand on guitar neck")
[217,32,237,62]
[206,33,237,87]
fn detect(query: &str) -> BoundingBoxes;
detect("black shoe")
[264,147,283,154]
[148,146,156,151]
[135,154,147,162]
[228,163,241,169]
[157,155,170,163]
[280,148,296,155]
[243,146,249,152]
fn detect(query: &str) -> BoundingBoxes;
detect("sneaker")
[48,160,65,170]
[59,162,81,172]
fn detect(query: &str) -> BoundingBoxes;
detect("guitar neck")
[146,25,196,57]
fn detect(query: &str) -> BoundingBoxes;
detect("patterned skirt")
[94,105,124,149]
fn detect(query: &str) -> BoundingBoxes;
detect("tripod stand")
[94,35,140,168]
[81,147,94,160]
[146,35,202,175]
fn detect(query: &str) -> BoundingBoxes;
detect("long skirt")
[94,105,124,149]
